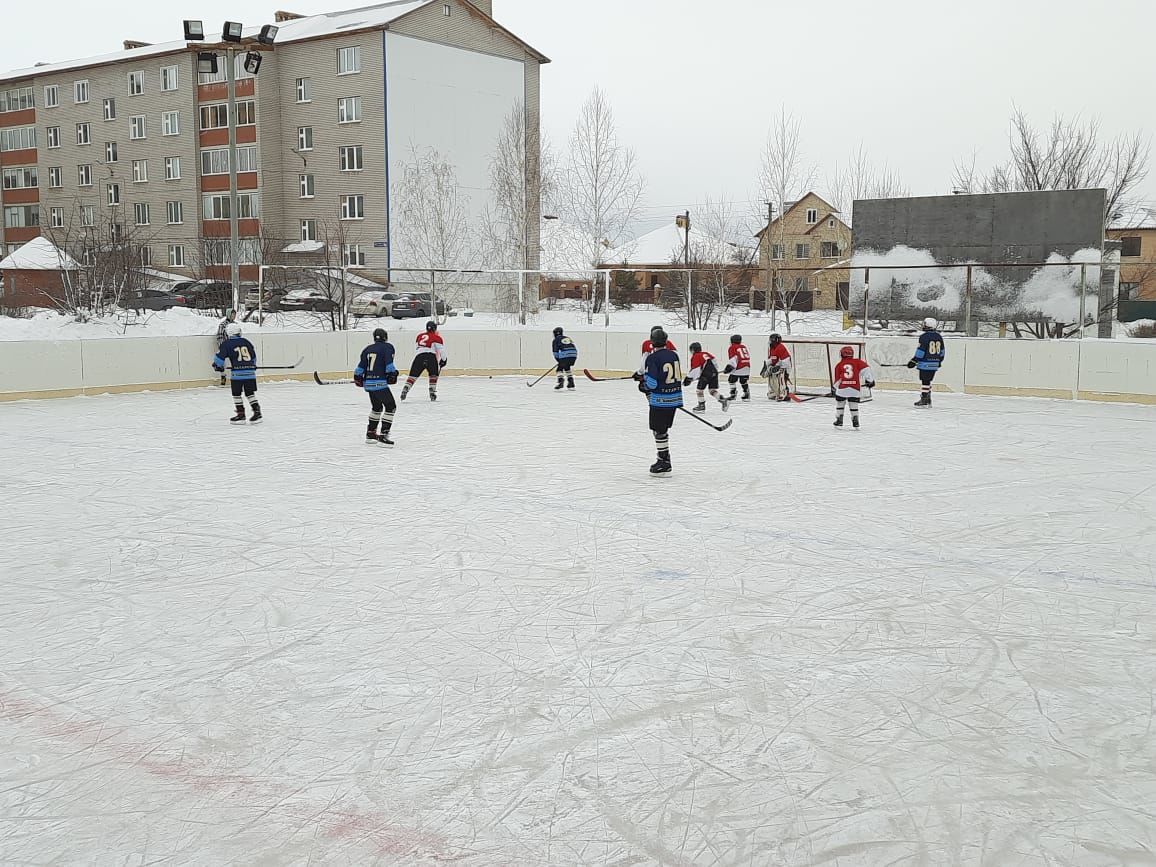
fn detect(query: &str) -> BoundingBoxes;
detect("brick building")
[754,192,851,310]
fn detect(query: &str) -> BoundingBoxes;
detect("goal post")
[778,336,868,399]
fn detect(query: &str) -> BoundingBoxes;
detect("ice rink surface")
[3,377,1156,866]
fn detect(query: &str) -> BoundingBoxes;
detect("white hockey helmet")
[922,317,938,331]
[225,322,242,338]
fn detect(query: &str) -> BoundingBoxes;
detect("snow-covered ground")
[0,304,848,341]
[3,381,1156,864]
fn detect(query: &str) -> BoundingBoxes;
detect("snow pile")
[1016,248,1101,322]
[851,245,967,313]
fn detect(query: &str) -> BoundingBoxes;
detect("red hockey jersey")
[727,343,751,375]
[415,331,446,361]
[687,350,716,380]
[833,357,875,397]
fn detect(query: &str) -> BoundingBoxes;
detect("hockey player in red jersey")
[723,334,752,401]
[683,342,729,412]
[832,346,875,429]
[401,320,447,401]
[764,333,793,401]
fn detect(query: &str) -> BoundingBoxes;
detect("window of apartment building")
[794,276,807,293]
[299,173,314,198]
[1119,282,1139,302]
[43,85,59,108]
[443,4,451,16]
[202,191,259,220]
[794,243,810,259]
[301,219,317,241]
[337,46,361,75]
[161,65,179,92]
[140,245,153,266]
[1,166,38,189]
[0,86,34,112]
[80,246,97,266]
[343,243,366,267]
[341,194,364,220]
[199,101,255,130]
[130,115,146,140]
[236,101,255,125]
[103,98,116,121]
[805,208,818,224]
[338,96,361,124]
[48,166,62,188]
[45,126,60,149]
[49,206,64,229]
[80,204,95,227]
[128,70,145,96]
[1121,236,1142,258]
[162,111,180,136]
[198,54,249,85]
[3,205,39,228]
[298,126,313,151]
[168,244,185,267]
[339,145,362,172]
[74,80,89,104]
[76,122,91,145]
[203,238,260,265]
[134,202,150,225]
[828,217,836,228]
[132,159,148,182]
[200,145,257,175]
[105,141,118,162]
[770,243,784,260]
[820,241,839,259]
[1,126,37,151]
[165,156,181,179]
[78,164,92,186]
[296,77,311,103]
[107,182,120,205]
[166,200,183,224]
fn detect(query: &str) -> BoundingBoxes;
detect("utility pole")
[765,201,776,328]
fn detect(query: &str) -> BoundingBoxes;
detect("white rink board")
[2,379,1156,864]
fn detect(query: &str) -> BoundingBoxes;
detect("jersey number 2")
[662,362,683,385]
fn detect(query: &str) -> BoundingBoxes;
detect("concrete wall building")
[0,0,546,299]
[1108,207,1156,303]
[755,192,851,310]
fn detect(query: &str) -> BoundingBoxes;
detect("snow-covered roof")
[281,240,327,254]
[1,0,547,82]
[0,237,80,271]
[602,223,736,267]
[140,267,190,283]
[1109,207,1156,230]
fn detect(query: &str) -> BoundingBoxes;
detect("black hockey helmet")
[425,320,437,331]
[689,341,702,353]
[650,326,669,348]
[730,333,743,344]
[372,327,388,342]
[769,332,782,346]
[553,326,564,337]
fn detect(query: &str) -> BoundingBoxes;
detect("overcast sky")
[7,0,1155,237]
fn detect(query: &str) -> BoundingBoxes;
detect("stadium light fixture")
[183,19,205,41]
[257,24,279,45]
[196,51,219,75]
[222,21,244,42]
[243,52,262,75]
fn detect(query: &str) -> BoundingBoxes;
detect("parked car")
[350,291,400,319]
[243,286,295,312]
[172,280,233,310]
[279,288,339,312]
[128,288,189,311]
[391,293,450,319]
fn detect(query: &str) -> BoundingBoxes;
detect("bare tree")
[953,109,1151,220]
[826,143,908,217]
[559,87,644,302]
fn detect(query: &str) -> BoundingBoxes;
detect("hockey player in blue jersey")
[354,328,399,446]
[212,322,262,424]
[639,326,683,475]
[907,317,945,407]
[551,327,578,390]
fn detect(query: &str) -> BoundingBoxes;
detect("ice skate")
[915,393,931,408]
[833,417,843,428]
[377,433,395,446]
[693,401,707,413]
[229,410,246,424]
[400,386,410,401]
[429,390,437,402]
[248,409,263,424]
[649,458,672,475]
[852,417,860,429]
[566,377,575,390]
[554,380,565,390]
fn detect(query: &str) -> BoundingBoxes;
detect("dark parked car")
[128,288,190,311]
[172,280,233,310]
[391,293,450,319]
[279,288,339,312]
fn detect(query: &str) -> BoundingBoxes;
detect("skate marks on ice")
[2,381,1156,864]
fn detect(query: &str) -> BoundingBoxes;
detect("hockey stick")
[878,363,914,368]
[526,364,558,388]
[313,372,354,386]
[255,356,305,370]
[677,405,733,432]
[583,369,636,382]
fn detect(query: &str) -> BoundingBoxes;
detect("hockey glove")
[439,359,447,369]
[631,372,643,381]
[866,381,876,390]
[907,360,917,369]
[637,381,650,395]
[723,365,734,374]
[386,371,398,385]
[212,364,224,373]
[759,362,768,377]
[683,376,693,386]
[354,375,365,387]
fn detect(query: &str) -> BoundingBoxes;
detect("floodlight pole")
[603,270,610,328]
[225,45,241,312]
[1078,263,1087,339]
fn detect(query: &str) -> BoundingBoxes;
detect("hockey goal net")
[778,337,868,399]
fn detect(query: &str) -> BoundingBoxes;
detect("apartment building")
[755,192,851,310]
[0,0,545,288]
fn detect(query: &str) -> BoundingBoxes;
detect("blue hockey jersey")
[354,341,398,391]
[552,334,578,361]
[913,331,946,371]
[643,346,684,408]
[213,337,257,381]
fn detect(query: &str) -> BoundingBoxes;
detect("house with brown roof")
[754,192,851,310]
